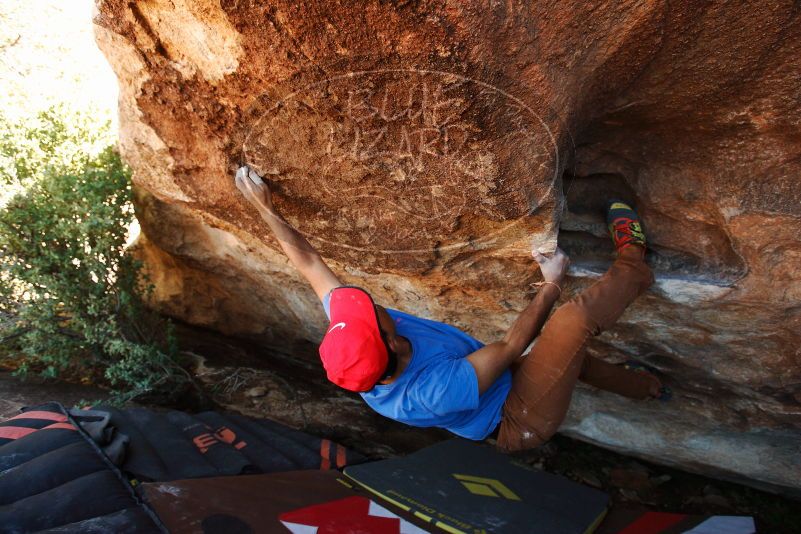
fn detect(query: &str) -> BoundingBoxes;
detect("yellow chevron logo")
[453,474,520,501]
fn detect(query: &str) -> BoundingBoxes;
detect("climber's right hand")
[533,247,570,285]
[235,165,274,213]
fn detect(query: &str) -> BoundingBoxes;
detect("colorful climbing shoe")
[606,200,646,253]
[620,360,672,402]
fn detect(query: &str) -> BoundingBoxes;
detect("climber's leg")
[496,246,653,452]
[578,354,660,399]
[496,200,654,452]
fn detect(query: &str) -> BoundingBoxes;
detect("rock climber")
[234,166,667,452]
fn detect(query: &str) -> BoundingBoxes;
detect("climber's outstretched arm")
[235,167,341,300]
[466,248,569,393]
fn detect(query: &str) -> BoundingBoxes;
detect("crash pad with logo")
[344,439,610,534]
[91,405,365,481]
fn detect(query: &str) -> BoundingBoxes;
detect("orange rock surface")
[95,0,801,495]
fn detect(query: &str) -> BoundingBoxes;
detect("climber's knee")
[549,300,597,337]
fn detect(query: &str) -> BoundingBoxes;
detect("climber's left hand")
[235,165,274,213]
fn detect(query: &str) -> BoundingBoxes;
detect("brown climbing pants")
[496,248,655,452]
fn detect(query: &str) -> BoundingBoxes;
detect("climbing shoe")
[606,199,646,252]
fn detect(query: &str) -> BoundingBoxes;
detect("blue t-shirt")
[323,294,511,440]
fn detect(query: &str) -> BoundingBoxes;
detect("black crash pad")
[344,439,609,534]
[91,405,365,482]
[0,403,163,533]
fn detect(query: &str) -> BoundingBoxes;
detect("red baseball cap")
[319,287,389,392]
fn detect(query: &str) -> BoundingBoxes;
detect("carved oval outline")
[242,69,560,255]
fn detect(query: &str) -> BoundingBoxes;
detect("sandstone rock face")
[95,1,801,495]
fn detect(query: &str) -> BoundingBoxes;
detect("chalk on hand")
[235,166,248,182]
[248,169,264,186]
[531,238,558,257]
[236,165,265,186]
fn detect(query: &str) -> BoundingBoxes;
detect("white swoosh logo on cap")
[328,322,346,333]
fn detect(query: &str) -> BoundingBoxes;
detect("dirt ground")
[0,371,107,420]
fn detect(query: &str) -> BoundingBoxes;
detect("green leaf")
[0,105,187,403]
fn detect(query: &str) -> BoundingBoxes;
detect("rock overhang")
[94,0,801,496]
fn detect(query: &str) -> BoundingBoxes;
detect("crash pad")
[0,403,164,533]
[596,507,756,534]
[344,439,610,534]
[142,469,431,533]
[92,405,365,481]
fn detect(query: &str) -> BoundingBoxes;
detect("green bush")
[0,107,189,403]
